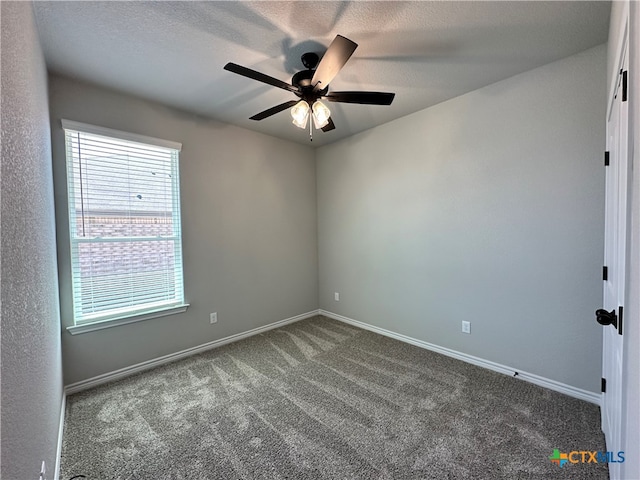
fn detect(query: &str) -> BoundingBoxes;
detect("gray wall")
[49,76,318,385]
[1,2,64,479]
[317,45,606,393]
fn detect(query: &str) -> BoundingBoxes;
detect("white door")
[601,29,629,480]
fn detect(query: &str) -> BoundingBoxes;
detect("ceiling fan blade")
[249,100,300,121]
[321,117,336,132]
[311,35,358,92]
[224,63,299,93]
[325,91,395,105]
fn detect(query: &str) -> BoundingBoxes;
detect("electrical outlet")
[462,321,471,334]
[39,461,46,480]
[334,292,340,301]
[209,312,217,324]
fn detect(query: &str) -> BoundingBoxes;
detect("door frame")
[602,23,629,480]
[606,2,639,479]
[620,3,640,479]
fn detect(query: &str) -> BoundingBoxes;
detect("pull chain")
[309,116,313,142]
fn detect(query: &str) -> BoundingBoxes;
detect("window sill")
[66,304,190,335]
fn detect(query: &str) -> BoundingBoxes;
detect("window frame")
[61,120,188,335]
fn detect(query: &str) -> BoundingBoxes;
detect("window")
[62,120,187,331]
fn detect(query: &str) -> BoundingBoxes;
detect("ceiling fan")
[224,35,395,140]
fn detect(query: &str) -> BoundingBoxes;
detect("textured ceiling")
[33,1,610,147]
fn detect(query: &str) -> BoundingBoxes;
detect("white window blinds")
[62,120,185,325]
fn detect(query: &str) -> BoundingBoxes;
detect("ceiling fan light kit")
[224,34,395,141]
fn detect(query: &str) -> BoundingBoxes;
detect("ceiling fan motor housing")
[292,69,314,88]
[292,57,329,103]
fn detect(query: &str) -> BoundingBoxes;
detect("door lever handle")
[596,309,618,329]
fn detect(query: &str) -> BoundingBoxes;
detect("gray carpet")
[60,316,608,479]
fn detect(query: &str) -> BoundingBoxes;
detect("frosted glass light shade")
[291,101,310,129]
[312,100,331,129]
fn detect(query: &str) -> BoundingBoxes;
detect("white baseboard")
[54,392,66,480]
[320,309,601,406]
[64,310,320,395]
[63,307,600,406]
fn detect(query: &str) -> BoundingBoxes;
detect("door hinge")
[605,151,610,166]
[618,306,623,336]
[601,377,606,393]
[622,70,628,102]
[603,266,608,281]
